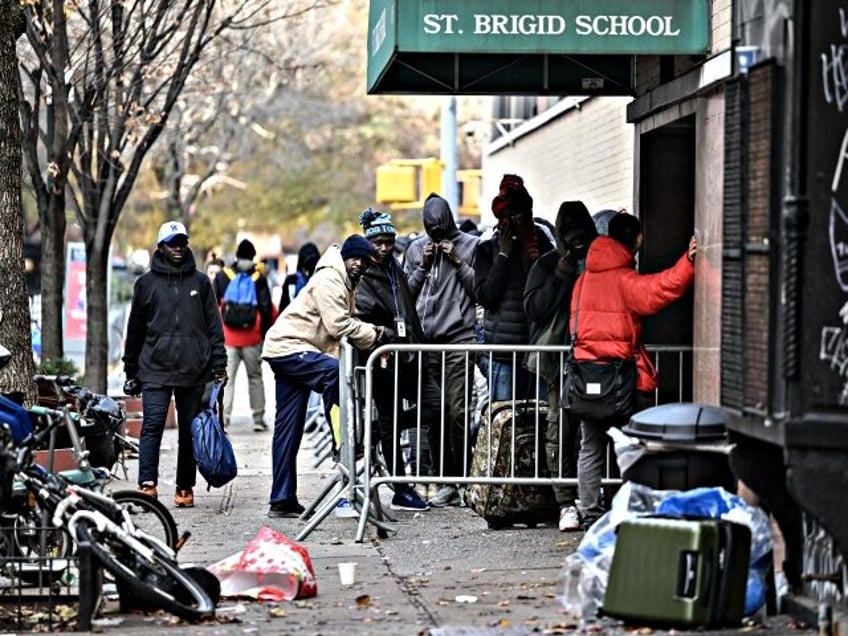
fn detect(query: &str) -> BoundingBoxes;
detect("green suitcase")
[602,516,751,627]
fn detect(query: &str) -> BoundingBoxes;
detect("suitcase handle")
[676,550,701,599]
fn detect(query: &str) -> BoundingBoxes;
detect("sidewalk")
[96,365,812,636]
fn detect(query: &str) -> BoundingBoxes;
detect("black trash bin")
[620,403,736,492]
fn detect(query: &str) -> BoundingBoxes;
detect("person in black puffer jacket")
[122,221,228,509]
[474,174,554,402]
[523,200,598,532]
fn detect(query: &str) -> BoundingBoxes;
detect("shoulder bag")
[561,275,637,424]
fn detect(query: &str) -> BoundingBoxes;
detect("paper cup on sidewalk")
[338,562,357,586]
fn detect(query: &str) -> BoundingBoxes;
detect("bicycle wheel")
[10,506,73,560]
[75,520,214,622]
[110,490,178,549]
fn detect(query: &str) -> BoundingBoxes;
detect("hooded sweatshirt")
[404,194,479,343]
[261,244,378,360]
[524,201,598,342]
[123,248,226,386]
[279,242,320,313]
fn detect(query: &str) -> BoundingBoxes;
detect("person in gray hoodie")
[404,193,479,507]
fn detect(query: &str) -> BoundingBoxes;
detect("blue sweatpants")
[264,351,339,505]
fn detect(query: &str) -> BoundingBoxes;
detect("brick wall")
[634,0,733,97]
[711,0,732,52]
[481,97,634,228]
[693,89,726,404]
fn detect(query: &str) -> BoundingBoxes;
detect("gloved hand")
[123,378,142,397]
[213,369,228,386]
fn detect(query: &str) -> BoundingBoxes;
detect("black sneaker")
[253,421,269,432]
[268,501,305,518]
[391,487,429,511]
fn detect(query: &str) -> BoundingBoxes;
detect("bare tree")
[0,2,36,395]
[17,0,334,391]
[148,9,331,239]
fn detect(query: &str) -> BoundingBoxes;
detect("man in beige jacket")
[262,236,386,518]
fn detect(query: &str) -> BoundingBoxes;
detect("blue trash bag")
[191,382,237,489]
[657,487,773,616]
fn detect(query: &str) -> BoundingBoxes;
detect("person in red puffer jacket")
[213,239,276,431]
[571,213,696,529]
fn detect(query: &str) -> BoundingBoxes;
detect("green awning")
[367,0,710,95]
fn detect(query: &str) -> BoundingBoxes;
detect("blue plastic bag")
[191,382,237,489]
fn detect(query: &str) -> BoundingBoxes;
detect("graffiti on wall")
[821,8,848,404]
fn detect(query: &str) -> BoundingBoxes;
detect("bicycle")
[2,419,215,622]
[3,403,178,563]
[32,374,137,475]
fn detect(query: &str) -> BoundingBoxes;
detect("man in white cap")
[122,221,228,508]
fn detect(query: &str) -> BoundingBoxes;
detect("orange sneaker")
[138,482,158,498]
[174,488,194,508]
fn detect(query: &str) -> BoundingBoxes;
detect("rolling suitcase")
[602,516,751,627]
[464,400,558,529]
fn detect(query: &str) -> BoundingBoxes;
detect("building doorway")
[638,115,696,403]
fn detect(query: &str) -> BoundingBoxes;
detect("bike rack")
[75,542,102,631]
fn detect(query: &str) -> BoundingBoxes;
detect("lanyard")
[386,261,401,317]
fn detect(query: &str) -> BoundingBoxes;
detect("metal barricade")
[296,338,405,541]
[351,343,694,543]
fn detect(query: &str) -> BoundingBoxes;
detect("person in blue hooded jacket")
[278,242,320,314]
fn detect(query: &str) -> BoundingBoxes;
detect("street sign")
[367,0,710,94]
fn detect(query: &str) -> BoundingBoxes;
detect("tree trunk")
[34,0,72,367]
[0,2,36,396]
[39,197,66,364]
[84,238,110,392]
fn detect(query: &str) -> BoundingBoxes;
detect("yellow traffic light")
[376,164,417,203]
[419,159,442,197]
[457,169,482,219]
[375,158,443,206]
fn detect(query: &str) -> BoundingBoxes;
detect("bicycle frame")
[55,486,174,559]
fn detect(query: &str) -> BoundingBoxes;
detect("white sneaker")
[558,506,581,532]
[428,485,461,507]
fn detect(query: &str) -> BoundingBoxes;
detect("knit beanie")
[341,234,373,260]
[236,239,257,260]
[608,213,642,250]
[491,173,533,219]
[358,208,396,238]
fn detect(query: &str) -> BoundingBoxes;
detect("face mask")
[428,228,447,242]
